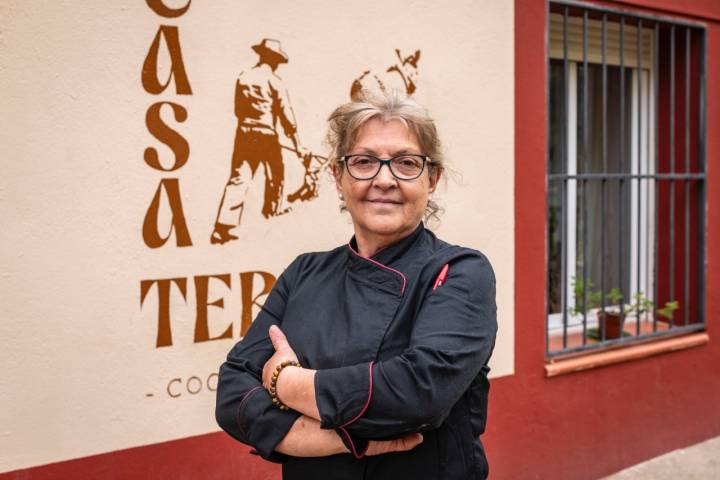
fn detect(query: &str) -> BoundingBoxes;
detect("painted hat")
[252,38,289,65]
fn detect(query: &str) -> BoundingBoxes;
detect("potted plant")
[599,292,679,338]
[597,288,626,339]
[570,277,680,340]
[571,277,620,340]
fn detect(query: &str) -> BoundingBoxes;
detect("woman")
[216,91,497,479]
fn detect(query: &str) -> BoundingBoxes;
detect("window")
[546,2,706,356]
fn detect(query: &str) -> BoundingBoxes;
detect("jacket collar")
[346,222,426,296]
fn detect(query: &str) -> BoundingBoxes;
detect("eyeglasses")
[339,154,431,181]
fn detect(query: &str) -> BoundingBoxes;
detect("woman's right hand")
[275,415,423,457]
[365,433,424,456]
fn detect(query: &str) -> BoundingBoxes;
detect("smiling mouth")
[367,199,403,205]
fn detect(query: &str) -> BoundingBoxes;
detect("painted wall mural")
[212,38,322,243]
[0,0,514,473]
[351,48,421,100]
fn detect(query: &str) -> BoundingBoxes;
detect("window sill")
[545,332,709,377]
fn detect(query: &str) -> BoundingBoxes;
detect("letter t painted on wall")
[140,277,188,347]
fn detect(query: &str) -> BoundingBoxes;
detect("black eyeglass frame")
[338,154,433,181]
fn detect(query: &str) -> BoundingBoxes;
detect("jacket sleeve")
[215,258,302,463]
[314,253,497,441]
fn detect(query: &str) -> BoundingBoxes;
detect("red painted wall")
[2,1,718,479]
[483,1,720,480]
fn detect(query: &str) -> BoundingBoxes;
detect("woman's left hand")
[262,325,300,391]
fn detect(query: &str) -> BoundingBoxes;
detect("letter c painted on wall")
[206,373,218,392]
[166,377,182,398]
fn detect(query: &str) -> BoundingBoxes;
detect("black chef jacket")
[216,223,497,479]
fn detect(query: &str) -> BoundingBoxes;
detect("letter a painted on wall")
[143,178,193,248]
[142,25,192,95]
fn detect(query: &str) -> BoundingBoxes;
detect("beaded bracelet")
[269,360,300,410]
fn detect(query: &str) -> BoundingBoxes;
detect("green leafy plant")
[657,300,680,321]
[624,294,678,322]
[570,276,602,316]
[605,287,624,312]
[624,291,654,317]
[570,277,679,324]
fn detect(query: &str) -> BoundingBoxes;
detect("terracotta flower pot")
[597,311,625,339]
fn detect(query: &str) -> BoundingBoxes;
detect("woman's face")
[334,117,440,245]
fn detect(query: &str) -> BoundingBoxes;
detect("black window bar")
[546,0,706,357]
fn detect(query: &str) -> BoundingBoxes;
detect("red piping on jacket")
[347,244,408,294]
[235,386,263,435]
[339,426,368,459]
[339,361,374,428]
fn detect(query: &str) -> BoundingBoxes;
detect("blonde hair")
[326,90,445,222]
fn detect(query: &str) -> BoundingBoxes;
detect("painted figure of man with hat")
[211,38,310,244]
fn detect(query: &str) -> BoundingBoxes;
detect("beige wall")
[0,0,514,471]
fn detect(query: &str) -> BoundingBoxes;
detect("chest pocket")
[282,270,403,370]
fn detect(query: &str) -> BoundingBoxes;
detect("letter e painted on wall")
[193,274,233,343]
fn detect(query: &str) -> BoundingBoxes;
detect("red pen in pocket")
[432,263,449,291]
